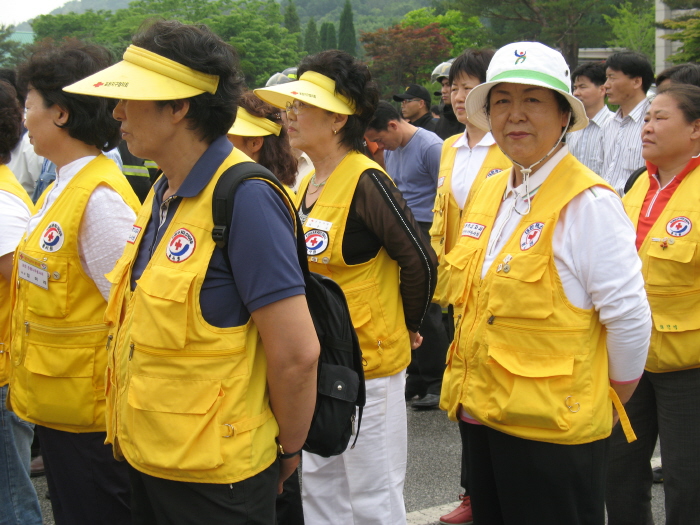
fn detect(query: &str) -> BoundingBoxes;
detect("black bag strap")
[212,161,310,278]
[623,166,647,195]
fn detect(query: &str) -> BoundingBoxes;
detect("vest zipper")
[106,334,114,352]
[129,344,244,359]
[128,343,135,361]
[486,317,586,334]
[23,321,107,335]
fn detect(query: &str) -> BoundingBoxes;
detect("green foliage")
[400,7,488,55]
[661,13,700,64]
[338,0,356,56]
[361,22,452,98]
[603,1,654,59]
[319,21,336,50]
[304,17,320,53]
[284,0,301,33]
[0,25,31,68]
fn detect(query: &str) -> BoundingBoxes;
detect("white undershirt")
[26,156,136,301]
[482,146,650,383]
[451,131,496,209]
[0,191,32,257]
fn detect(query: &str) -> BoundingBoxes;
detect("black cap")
[392,84,432,105]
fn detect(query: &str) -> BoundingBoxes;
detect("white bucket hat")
[464,42,588,133]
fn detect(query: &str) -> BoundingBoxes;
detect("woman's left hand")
[409,331,423,349]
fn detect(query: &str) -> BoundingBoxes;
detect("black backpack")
[212,162,365,457]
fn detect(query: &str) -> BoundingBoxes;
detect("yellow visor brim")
[229,118,274,137]
[255,79,355,116]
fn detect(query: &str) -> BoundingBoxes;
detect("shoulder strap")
[212,161,310,277]
[624,166,647,195]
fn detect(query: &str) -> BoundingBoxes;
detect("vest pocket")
[26,257,69,319]
[125,374,224,470]
[648,289,700,370]
[444,245,480,307]
[349,302,382,372]
[24,342,98,426]
[484,344,573,432]
[131,268,196,350]
[430,193,446,239]
[646,242,696,287]
[488,254,553,319]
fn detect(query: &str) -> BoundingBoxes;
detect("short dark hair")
[0,68,25,106]
[605,51,655,93]
[0,80,23,164]
[367,100,402,131]
[18,39,120,151]
[449,48,496,86]
[236,91,298,186]
[656,63,700,88]
[133,20,245,144]
[572,62,606,87]
[657,83,700,124]
[486,84,577,131]
[297,50,380,153]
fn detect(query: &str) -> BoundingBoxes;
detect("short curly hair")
[0,81,23,165]
[297,50,379,152]
[18,39,120,151]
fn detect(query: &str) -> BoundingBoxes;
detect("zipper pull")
[24,321,29,334]
[105,334,113,352]
[128,343,135,361]
[487,315,495,325]
[351,413,356,436]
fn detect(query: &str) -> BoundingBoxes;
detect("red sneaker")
[439,494,473,525]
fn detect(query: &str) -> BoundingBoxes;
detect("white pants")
[302,370,408,525]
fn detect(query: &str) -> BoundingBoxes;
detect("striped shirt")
[601,97,650,195]
[566,105,614,176]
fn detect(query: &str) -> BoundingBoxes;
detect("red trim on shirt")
[635,157,700,251]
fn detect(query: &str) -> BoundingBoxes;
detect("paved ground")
[33,403,665,524]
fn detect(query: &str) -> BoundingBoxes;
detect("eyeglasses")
[285,100,311,115]
[401,98,423,105]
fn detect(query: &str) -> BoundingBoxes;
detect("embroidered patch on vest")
[305,229,329,255]
[39,222,65,252]
[462,222,486,239]
[166,228,196,262]
[127,225,142,244]
[486,169,503,178]
[520,222,545,251]
[666,216,692,237]
[438,176,445,188]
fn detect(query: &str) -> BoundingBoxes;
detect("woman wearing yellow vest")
[0,80,43,525]
[606,84,700,525]
[431,47,510,525]
[440,42,652,524]
[65,21,320,525]
[256,50,437,525]
[9,41,139,525]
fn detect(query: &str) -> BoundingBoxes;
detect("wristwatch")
[277,440,303,460]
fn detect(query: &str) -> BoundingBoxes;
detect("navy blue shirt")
[131,136,305,327]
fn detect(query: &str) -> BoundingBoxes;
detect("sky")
[1,0,68,27]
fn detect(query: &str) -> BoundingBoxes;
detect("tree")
[338,0,356,56]
[443,0,617,68]
[401,8,488,56]
[304,17,321,53]
[603,2,654,59]
[320,21,337,50]
[661,14,700,63]
[0,25,31,68]
[361,22,452,98]
[284,0,301,33]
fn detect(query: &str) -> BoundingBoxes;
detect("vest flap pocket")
[494,253,548,282]
[649,290,700,333]
[348,302,382,373]
[648,241,695,263]
[444,245,480,307]
[128,375,221,414]
[646,242,696,287]
[489,255,552,319]
[318,362,359,402]
[105,256,130,285]
[137,267,196,302]
[444,244,478,271]
[488,345,574,378]
[24,344,95,378]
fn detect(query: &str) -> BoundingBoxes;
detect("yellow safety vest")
[103,149,283,484]
[9,155,139,432]
[623,167,700,372]
[441,153,635,444]
[295,152,411,380]
[430,135,510,307]
[0,165,34,386]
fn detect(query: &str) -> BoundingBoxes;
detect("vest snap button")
[503,264,511,273]
[52,272,61,280]
[322,257,330,264]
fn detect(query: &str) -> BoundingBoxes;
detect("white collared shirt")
[292,152,314,192]
[451,131,496,209]
[601,97,650,195]
[566,105,614,176]
[481,145,650,383]
[26,155,135,300]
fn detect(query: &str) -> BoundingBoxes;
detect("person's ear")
[249,136,264,154]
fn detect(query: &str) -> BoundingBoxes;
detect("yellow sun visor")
[255,71,356,115]
[63,45,219,100]
[229,108,282,137]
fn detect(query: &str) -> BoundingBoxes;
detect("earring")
[333,129,337,135]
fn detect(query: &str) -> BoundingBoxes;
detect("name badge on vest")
[305,217,332,232]
[462,222,486,239]
[39,222,64,252]
[127,225,142,244]
[18,252,49,290]
[438,176,445,188]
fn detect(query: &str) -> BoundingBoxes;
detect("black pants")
[277,468,304,525]
[406,222,449,397]
[130,461,279,525]
[37,425,131,525]
[465,423,608,525]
